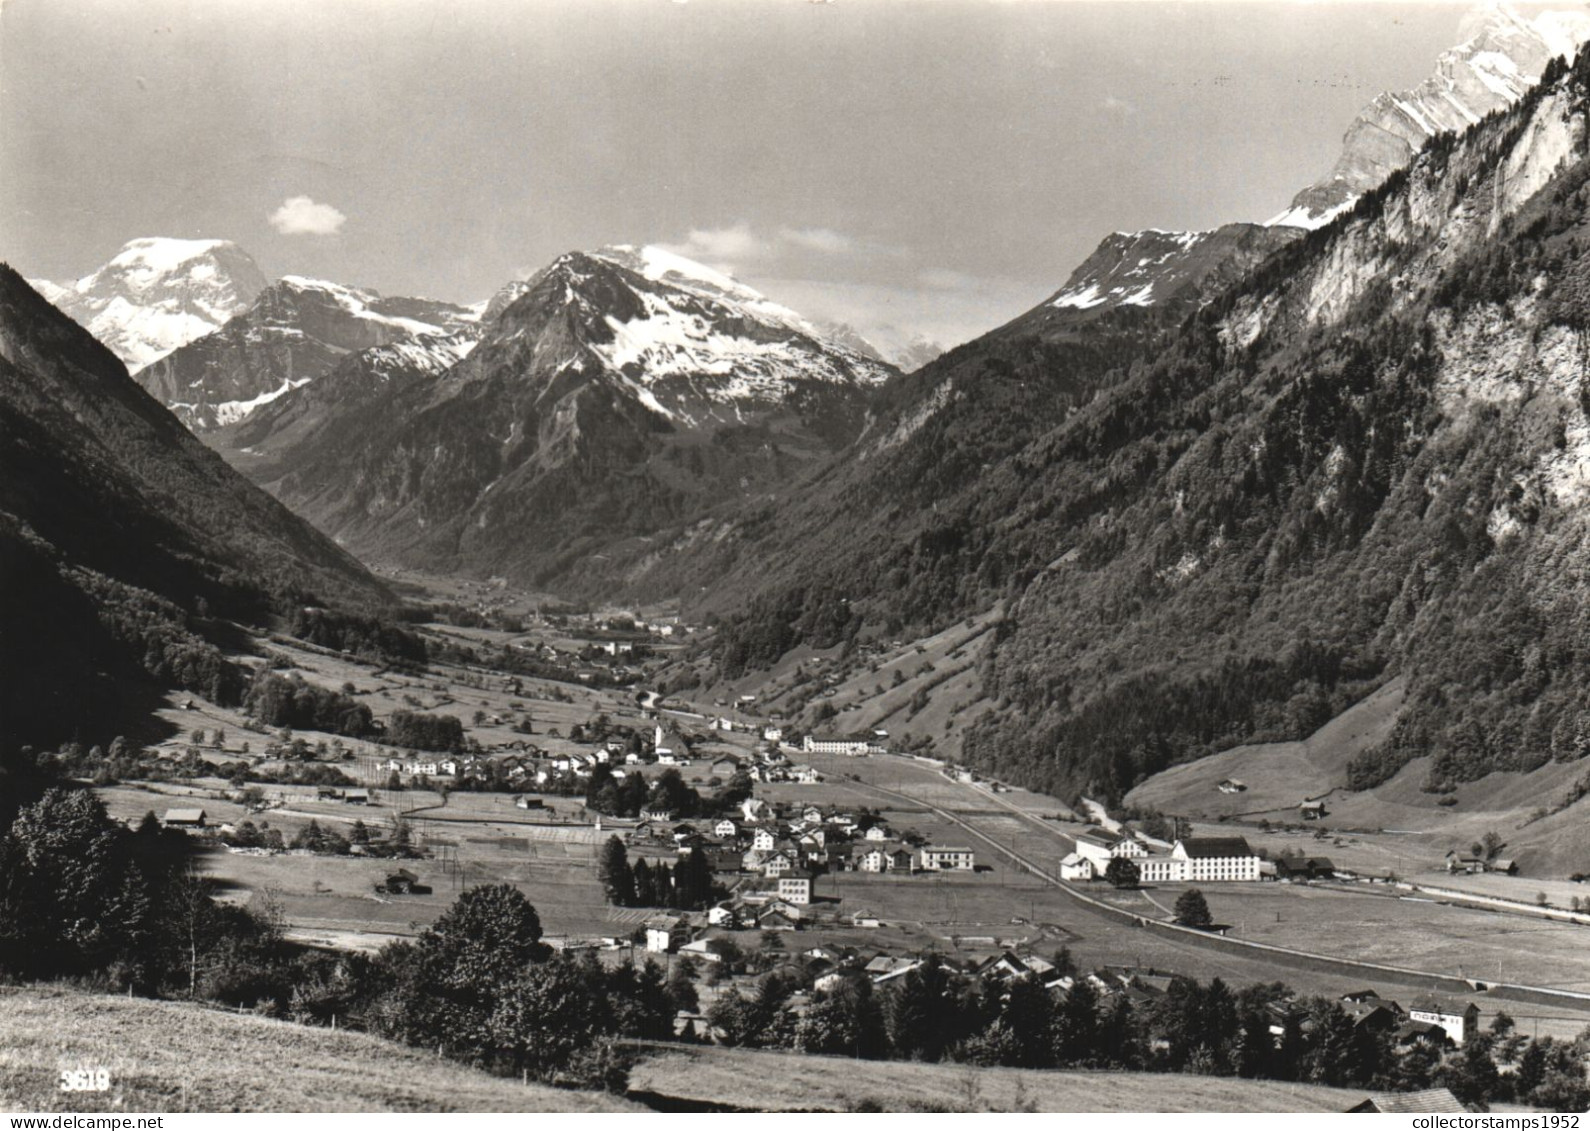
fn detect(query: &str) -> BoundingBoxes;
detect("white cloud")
[777,227,854,255]
[660,222,772,265]
[658,222,875,273]
[1100,94,1137,117]
[268,195,347,236]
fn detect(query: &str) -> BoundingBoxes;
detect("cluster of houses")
[1061,827,1265,884]
[624,798,978,892]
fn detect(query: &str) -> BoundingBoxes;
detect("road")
[845,756,1590,1017]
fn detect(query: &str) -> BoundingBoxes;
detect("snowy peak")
[466,246,896,426]
[139,274,479,431]
[30,238,267,370]
[1035,224,1302,322]
[1272,2,1590,229]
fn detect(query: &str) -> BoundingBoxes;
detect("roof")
[923,845,973,854]
[1075,826,1123,846]
[1178,836,1254,859]
[163,808,206,822]
[643,915,683,930]
[1410,996,1477,1016]
[779,870,813,882]
[1349,1088,1465,1114]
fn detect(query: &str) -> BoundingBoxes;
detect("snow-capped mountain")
[28,238,267,370]
[1035,4,1590,325]
[1038,225,1302,323]
[208,245,897,591]
[138,275,479,430]
[819,321,945,372]
[1273,2,1590,229]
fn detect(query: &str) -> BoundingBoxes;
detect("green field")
[0,986,634,1113]
[624,1043,1370,1112]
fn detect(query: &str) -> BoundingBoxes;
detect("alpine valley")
[22,1,1590,1114]
[24,2,1590,808]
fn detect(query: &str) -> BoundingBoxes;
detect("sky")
[0,0,1510,347]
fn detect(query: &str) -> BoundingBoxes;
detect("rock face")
[138,276,480,430]
[28,238,267,370]
[210,245,896,588]
[1272,3,1590,229]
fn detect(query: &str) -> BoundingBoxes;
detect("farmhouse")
[377,868,432,895]
[1348,1089,1465,1114]
[714,819,740,839]
[341,788,370,805]
[1073,827,1148,871]
[1300,800,1327,820]
[1059,852,1096,881]
[855,847,890,873]
[162,808,207,829]
[644,914,690,954]
[1408,996,1479,1045]
[919,846,976,872]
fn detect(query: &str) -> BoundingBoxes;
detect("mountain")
[28,238,267,370]
[137,275,480,430]
[1272,2,1590,228]
[207,245,896,588]
[820,321,945,372]
[1026,224,1304,329]
[690,50,1590,809]
[0,265,391,766]
[1046,4,1589,325]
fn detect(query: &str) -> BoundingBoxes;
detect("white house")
[751,827,777,852]
[1060,852,1096,881]
[643,915,689,954]
[919,846,975,871]
[1073,827,1148,871]
[1408,997,1479,1045]
[762,726,784,743]
[714,819,740,839]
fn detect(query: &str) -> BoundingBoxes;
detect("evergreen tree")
[632,858,657,907]
[1174,888,1213,929]
[597,836,635,906]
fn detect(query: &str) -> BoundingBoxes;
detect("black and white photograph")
[7,0,1590,1117]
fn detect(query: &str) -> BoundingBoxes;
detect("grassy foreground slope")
[626,1044,1368,1113]
[0,987,636,1113]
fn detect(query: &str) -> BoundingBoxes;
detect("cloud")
[660,222,772,265]
[658,222,874,272]
[1100,94,1137,117]
[268,195,346,236]
[777,227,854,255]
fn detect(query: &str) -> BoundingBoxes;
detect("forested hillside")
[0,266,392,796]
[696,54,1590,803]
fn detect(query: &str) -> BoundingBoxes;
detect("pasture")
[624,1043,1370,1112]
[0,985,634,1113]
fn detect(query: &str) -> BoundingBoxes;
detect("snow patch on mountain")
[31,238,267,370]
[1272,3,1590,231]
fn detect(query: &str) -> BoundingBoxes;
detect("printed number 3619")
[59,1069,110,1092]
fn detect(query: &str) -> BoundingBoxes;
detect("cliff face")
[1273,4,1590,228]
